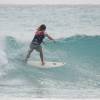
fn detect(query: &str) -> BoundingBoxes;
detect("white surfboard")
[27,61,65,68]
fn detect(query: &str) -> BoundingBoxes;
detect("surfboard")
[27,61,65,68]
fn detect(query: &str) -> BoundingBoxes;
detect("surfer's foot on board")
[41,62,45,65]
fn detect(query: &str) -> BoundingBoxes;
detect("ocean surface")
[0,5,100,98]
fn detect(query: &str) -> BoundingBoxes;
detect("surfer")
[25,24,55,65]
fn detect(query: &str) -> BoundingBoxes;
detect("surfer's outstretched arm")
[46,34,56,42]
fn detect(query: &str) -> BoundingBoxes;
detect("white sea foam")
[0,50,8,66]
[0,34,8,66]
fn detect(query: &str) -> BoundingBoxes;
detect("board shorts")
[30,43,42,52]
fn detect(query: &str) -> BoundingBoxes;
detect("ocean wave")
[0,34,100,97]
[4,35,100,62]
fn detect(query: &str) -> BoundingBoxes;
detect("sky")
[0,0,100,5]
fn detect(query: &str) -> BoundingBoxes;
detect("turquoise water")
[0,5,100,98]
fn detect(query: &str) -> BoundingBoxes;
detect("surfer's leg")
[39,48,45,65]
[25,43,35,62]
[25,48,33,62]
[36,45,45,65]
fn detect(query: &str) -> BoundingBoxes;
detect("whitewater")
[0,5,100,98]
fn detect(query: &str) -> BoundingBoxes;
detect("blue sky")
[0,0,100,4]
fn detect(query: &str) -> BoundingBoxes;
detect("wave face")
[0,35,100,98]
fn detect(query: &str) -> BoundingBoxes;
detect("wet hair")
[37,24,46,31]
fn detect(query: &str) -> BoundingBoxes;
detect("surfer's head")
[37,24,46,31]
